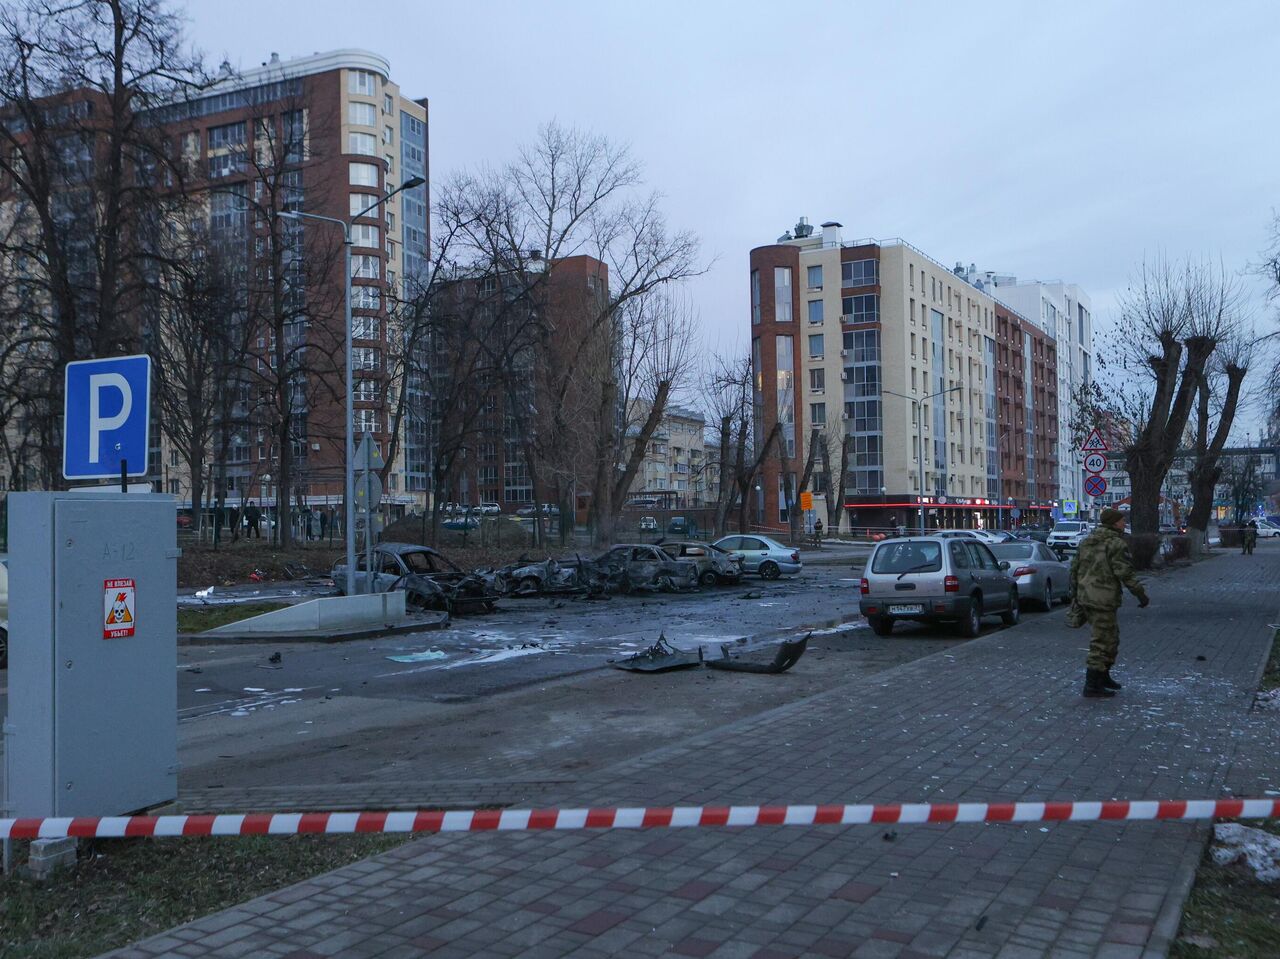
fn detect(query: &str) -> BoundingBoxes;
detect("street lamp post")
[282,175,425,596]
[883,386,962,534]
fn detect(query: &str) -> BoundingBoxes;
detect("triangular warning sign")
[1081,428,1108,452]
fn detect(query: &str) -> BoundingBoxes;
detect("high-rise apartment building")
[957,265,1092,517]
[749,219,1059,533]
[0,49,429,514]
[627,403,707,507]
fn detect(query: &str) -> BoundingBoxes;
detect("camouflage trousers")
[1081,605,1120,671]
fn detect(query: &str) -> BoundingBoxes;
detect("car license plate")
[888,604,924,614]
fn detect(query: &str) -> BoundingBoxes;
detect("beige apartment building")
[749,218,1059,533]
[627,403,708,508]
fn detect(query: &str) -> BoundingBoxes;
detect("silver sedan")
[990,541,1072,610]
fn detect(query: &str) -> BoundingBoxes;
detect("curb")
[177,615,449,645]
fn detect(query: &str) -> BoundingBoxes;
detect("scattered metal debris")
[611,633,704,672]
[706,633,809,674]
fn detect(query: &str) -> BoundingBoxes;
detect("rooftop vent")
[793,217,814,238]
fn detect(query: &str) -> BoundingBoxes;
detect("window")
[383,92,394,114]
[355,409,379,432]
[349,102,377,127]
[207,153,240,179]
[352,347,381,371]
[841,259,877,287]
[774,267,792,322]
[352,223,380,247]
[751,270,761,324]
[807,265,823,289]
[808,333,824,359]
[811,402,826,425]
[383,124,394,144]
[352,255,380,279]
[384,153,394,173]
[807,299,823,324]
[349,70,378,95]
[207,121,245,150]
[348,132,377,156]
[169,450,179,468]
[351,284,381,310]
[352,316,380,339]
[349,162,379,187]
[809,368,825,391]
[841,293,879,323]
[350,193,377,217]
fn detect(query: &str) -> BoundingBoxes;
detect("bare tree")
[700,353,753,536]
[1184,332,1251,554]
[145,204,249,539]
[0,0,206,486]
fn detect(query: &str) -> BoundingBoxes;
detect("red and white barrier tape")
[3,798,1278,840]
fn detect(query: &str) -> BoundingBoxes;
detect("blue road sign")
[63,355,152,480]
[1084,475,1108,498]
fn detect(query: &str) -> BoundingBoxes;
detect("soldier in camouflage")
[1070,507,1150,698]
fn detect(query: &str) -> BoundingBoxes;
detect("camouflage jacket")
[1070,526,1147,609]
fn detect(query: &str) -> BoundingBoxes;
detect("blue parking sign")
[63,354,152,480]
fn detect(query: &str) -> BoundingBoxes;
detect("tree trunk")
[837,435,853,534]
[588,378,618,547]
[610,380,672,536]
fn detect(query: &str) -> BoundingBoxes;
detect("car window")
[717,537,739,550]
[949,541,971,569]
[401,551,437,574]
[632,547,655,562]
[991,544,1034,561]
[684,547,706,557]
[965,542,994,570]
[660,545,678,558]
[1033,545,1056,562]
[741,538,766,551]
[381,555,402,575]
[871,541,943,574]
[1053,522,1082,532]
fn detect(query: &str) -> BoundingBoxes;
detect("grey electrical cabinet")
[5,491,178,818]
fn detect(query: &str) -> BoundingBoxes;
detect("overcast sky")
[187,0,1280,436]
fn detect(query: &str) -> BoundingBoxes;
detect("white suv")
[1047,521,1090,552]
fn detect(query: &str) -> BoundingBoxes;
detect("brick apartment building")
[625,403,707,508]
[0,49,429,514]
[749,218,1060,534]
[430,255,610,513]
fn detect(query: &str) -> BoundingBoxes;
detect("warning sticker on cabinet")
[103,578,136,639]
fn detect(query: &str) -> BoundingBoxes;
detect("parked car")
[583,544,699,592]
[667,516,696,536]
[934,529,980,540]
[1014,525,1051,543]
[516,505,538,517]
[659,540,742,586]
[638,516,658,532]
[1047,521,1090,553]
[332,543,497,613]
[712,535,802,579]
[982,530,1019,543]
[859,536,1019,637]
[1254,520,1280,538]
[625,497,659,509]
[990,541,1072,610]
[478,502,502,515]
[442,516,480,531]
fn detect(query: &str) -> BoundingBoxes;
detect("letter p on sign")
[63,355,151,480]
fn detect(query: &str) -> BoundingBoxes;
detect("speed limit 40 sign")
[1083,451,1107,474]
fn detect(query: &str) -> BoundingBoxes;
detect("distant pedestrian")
[1070,507,1150,698]
[245,500,262,539]
[1244,521,1258,555]
[302,505,314,541]
[228,505,240,542]
[319,509,329,540]
[813,518,824,546]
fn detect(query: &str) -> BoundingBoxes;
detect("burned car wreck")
[333,543,498,614]
[485,543,700,597]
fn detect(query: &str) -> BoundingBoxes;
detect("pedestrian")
[302,505,314,542]
[319,508,329,541]
[1069,507,1150,698]
[1244,520,1258,555]
[228,505,240,542]
[245,500,262,539]
[813,518,824,546]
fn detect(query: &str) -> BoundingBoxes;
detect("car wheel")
[517,576,541,595]
[957,597,982,638]
[1041,580,1054,611]
[698,570,718,588]
[759,561,781,580]
[1001,591,1020,626]
[869,615,894,636]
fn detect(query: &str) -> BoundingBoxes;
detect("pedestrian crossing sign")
[103,577,136,639]
[1062,500,1078,515]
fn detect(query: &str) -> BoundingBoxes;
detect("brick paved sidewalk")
[103,544,1280,959]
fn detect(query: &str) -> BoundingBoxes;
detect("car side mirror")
[998,560,1011,571]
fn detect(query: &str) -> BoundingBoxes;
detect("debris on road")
[705,632,809,674]
[268,652,282,664]
[611,633,704,672]
[1211,822,1280,881]
[385,649,447,664]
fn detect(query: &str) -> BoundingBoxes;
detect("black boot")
[1083,669,1115,698]
[1103,669,1122,691]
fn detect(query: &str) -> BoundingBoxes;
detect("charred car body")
[489,544,700,597]
[333,543,498,614]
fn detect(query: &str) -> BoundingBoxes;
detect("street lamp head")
[401,175,426,190]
